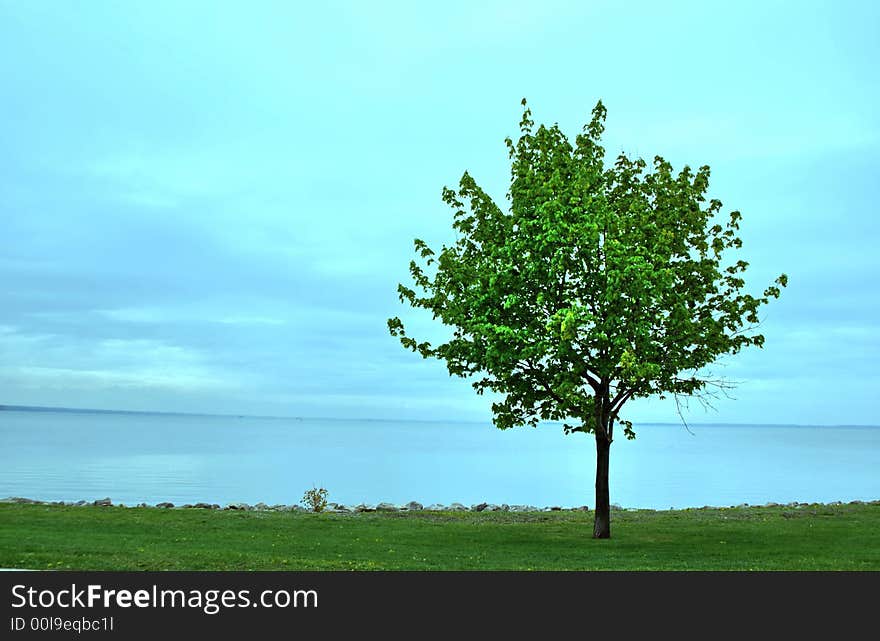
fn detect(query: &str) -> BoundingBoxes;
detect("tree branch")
[517,360,566,407]
[673,392,695,436]
[583,370,600,392]
[610,387,636,416]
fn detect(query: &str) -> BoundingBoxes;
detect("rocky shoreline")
[2,496,878,513]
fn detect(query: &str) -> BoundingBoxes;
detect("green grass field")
[1,502,877,570]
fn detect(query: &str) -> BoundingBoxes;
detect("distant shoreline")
[2,404,878,429]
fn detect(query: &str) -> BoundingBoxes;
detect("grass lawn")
[1,502,878,570]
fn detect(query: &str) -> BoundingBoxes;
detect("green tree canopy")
[389,99,786,538]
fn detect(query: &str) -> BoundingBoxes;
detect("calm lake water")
[1,409,878,509]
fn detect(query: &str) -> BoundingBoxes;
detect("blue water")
[0,410,877,509]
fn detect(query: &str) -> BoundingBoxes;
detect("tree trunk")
[593,431,611,539]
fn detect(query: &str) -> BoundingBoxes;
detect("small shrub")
[302,486,329,513]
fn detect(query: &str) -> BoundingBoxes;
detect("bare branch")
[673,392,695,436]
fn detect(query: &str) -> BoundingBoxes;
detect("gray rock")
[610,503,623,510]
[483,504,501,512]
[354,504,375,512]
[735,503,749,508]
[137,503,149,508]
[448,502,468,511]
[155,502,174,509]
[426,504,446,511]
[572,505,590,511]
[472,502,489,512]
[376,502,399,512]
[764,502,781,508]
[2,497,42,504]
[849,500,864,505]
[500,504,510,511]
[93,497,112,507]
[326,505,351,513]
[405,501,423,511]
[549,506,562,511]
[225,502,251,511]
[180,504,193,509]
[254,502,269,511]
[192,502,216,509]
[75,500,88,506]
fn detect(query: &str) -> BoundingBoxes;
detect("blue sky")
[1,1,878,424]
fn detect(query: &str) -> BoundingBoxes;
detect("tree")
[388,100,787,538]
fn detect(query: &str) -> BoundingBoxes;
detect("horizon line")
[1,403,878,429]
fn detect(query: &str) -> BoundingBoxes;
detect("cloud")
[4,365,231,393]
[0,328,239,394]
[85,144,283,207]
[96,307,286,327]
[217,316,286,326]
